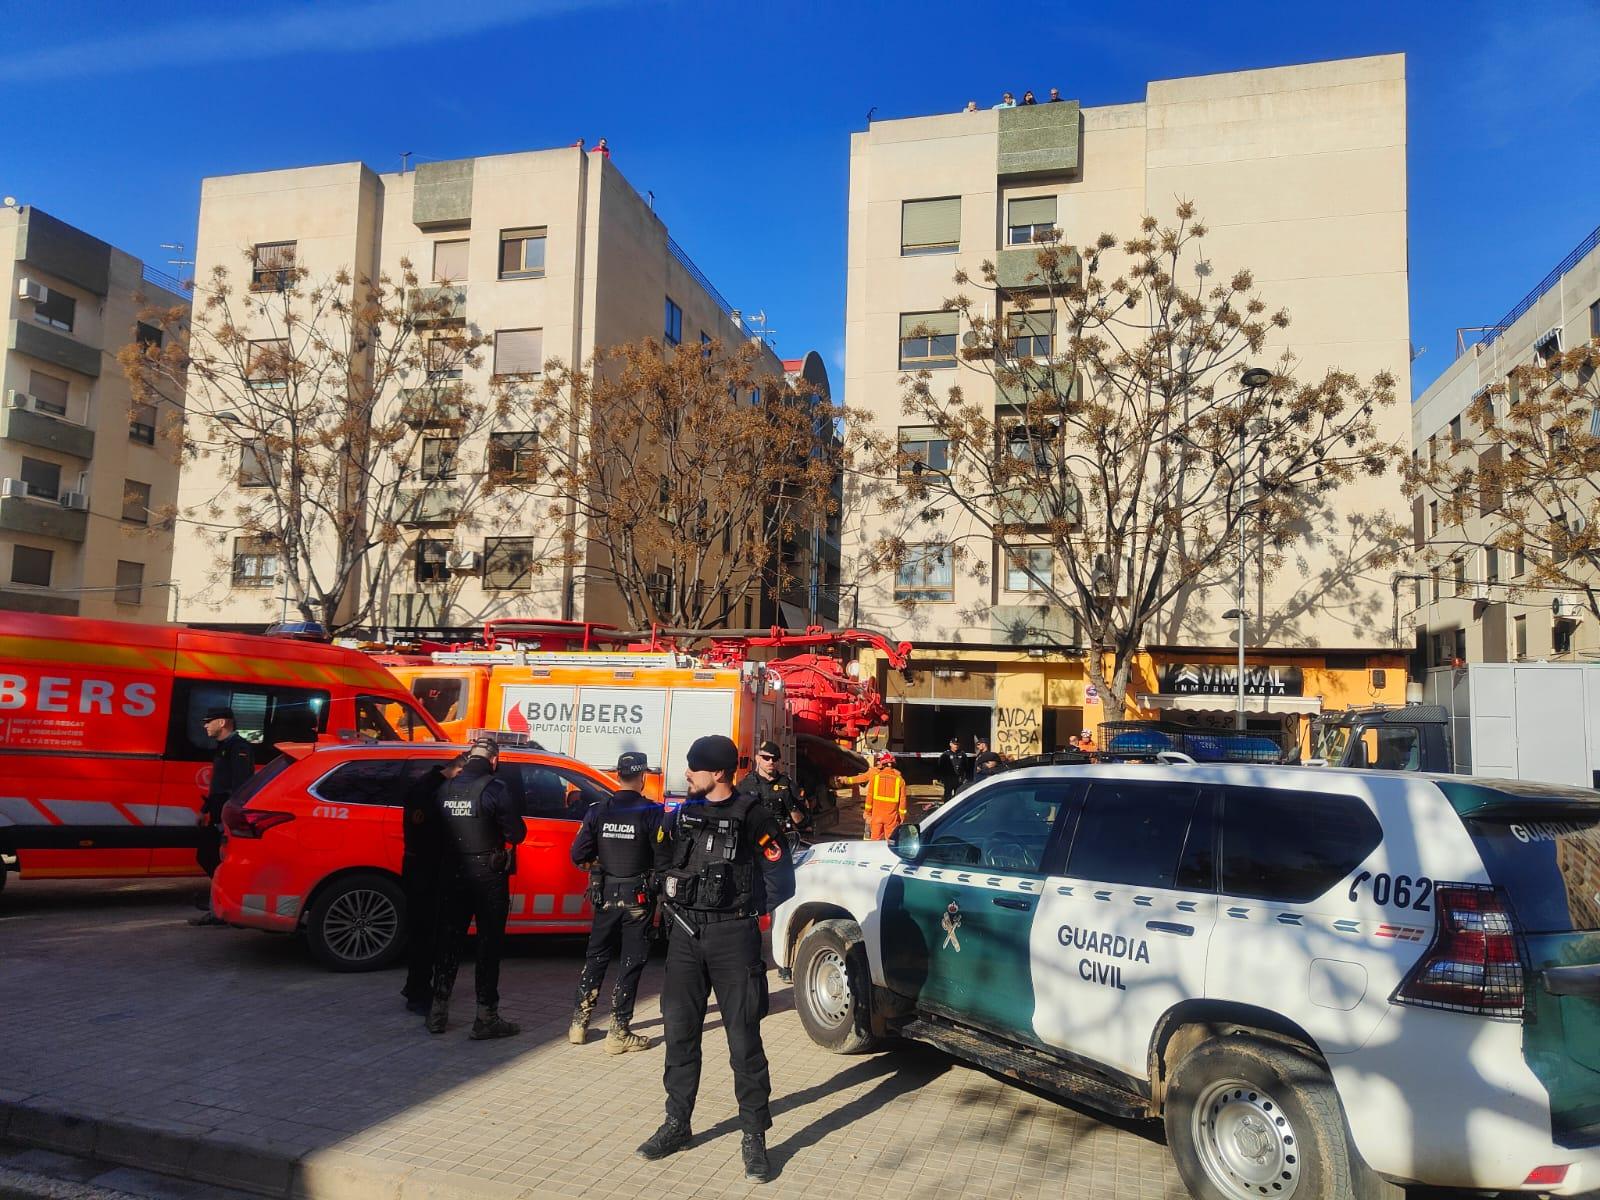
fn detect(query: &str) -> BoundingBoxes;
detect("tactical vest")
[662,794,758,913]
[594,796,656,880]
[437,771,501,856]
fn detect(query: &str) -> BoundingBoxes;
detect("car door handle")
[1146,921,1194,937]
[992,896,1033,911]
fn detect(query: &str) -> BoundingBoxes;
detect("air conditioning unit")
[6,390,34,410]
[1,478,31,498]
[1553,594,1587,622]
[59,491,88,511]
[16,278,45,303]
[445,549,482,572]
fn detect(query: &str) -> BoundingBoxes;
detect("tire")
[305,873,407,972]
[791,918,878,1054]
[1164,1032,1398,1200]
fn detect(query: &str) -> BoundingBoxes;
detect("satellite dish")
[2,197,17,208]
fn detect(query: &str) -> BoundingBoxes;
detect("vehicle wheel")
[792,918,878,1054]
[1165,1033,1398,1200]
[305,873,407,972]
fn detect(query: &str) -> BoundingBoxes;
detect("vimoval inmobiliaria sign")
[1159,664,1304,697]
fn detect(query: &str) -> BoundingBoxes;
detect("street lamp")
[1233,367,1273,729]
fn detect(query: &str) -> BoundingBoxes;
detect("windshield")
[1312,721,1350,763]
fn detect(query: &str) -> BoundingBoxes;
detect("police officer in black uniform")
[637,734,795,1184]
[738,740,805,838]
[189,706,255,927]
[567,750,662,1053]
[427,738,525,1039]
[400,752,468,1014]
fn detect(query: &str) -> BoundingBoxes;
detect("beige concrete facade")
[1411,226,1600,666]
[843,55,1412,660]
[172,147,800,633]
[0,205,187,622]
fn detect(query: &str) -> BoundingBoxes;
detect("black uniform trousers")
[430,855,510,1008]
[661,914,771,1135]
[196,823,222,878]
[575,891,651,1022]
[401,853,441,1003]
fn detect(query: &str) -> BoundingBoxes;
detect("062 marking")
[1347,871,1432,911]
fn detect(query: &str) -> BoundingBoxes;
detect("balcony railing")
[140,264,188,297]
[1477,223,1600,353]
[666,236,735,322]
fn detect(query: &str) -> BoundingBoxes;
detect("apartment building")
[0,204,187,622]
[1411,223,1600,666]
[842,56,1413,756]
[172,147,829,635]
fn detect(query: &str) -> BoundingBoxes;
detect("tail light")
[224,805,295,839]
[1393,883,1525,1018]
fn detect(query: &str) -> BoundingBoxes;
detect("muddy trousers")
[575,899,651,1023]
[431,857,509,1009]
[661,915,771,1135]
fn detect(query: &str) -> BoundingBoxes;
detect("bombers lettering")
[1059,923,1149,992]
[0,674,157,717]
[524,701,648,727]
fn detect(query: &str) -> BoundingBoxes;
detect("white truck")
[1425,662,1600,789]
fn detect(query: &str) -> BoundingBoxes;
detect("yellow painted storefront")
[873,645,1410,760]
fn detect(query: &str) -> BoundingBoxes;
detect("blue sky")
[3,0,1596,400]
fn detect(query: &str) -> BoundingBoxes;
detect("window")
[487,430,538,480]
[232,537,279,587]
[415,538,450,583]
[121,479,152,524]
[353,694,427,742]
[130,403,157,445]
[1478,444,1503,514]
[33,288,75,332]
[165,679,330,763]
[664,296,683,346]
[921,781,1066,872]
[1592,300,1600,339]
[1554,619,1575,655]
[1448,414,1462,442]
[247,339,289,387]
[1220,787,1381,902]
[1453,556,1466,596]
[1430,567,1440,603]
[498,227,546,279]
[432,239,469,283]
[1507,373,1521,409]
[483,537,535,589]
[1064,781,1203,889]
[1005,308,1054,358]
[1485,546,1499,584]
[10,545,51,587]
[898,311,957,370]
[238,440,275,488]
[700,331,713,357]
[421,331,464,380]
[1007,195,1058,245]
[250,241,296,291]
[900,197,961,256]
[1428,500,1439,535]
[136,321,163,350]
[894,544,953,602]
[1004,545,1052,593]
[421,436,458,481]
[493,328,543,377]
[1455,627,1467,662]
[512,763,612,821]
[312,758,442,808]
[114,560,143,606]
[19,457,61,501]
[1514,541,1527,577]
[28,371,68,417]
[411,675,468,722]
[1515,615,1528,659]
[898,426,949,476]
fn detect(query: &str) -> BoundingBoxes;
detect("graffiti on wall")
[995,705,1041,759]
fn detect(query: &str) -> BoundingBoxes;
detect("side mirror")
[888,822,922,862]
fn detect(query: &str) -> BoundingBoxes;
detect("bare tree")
[1406,334,1600,618]
[123,250,550,633]
[858,204,1404,715]
[529,338,848,628]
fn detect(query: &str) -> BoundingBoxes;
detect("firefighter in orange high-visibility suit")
[846,753,907,841]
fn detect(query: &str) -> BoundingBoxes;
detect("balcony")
[412,158,475,228]
[8,320,101,378]
[398,384,469,426]
[16,207,112,296]
[992,602,1075,647]
[411,285,466,323]
[996,363,1079,408]
[0,589,77,616]
[2,404,94,459]
[392,486,460,526]
[995,245,1080,292]
[997,101,1081,179]
[0,495,88,542]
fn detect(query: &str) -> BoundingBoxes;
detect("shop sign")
[1159,664,1303,698]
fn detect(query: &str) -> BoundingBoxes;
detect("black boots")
[636,1117,692,1160]
[469,1005,520,1040]
[741,1132,772,1182]
[425,997,449,1034]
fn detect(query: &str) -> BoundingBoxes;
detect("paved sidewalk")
[0,879,1188,1200]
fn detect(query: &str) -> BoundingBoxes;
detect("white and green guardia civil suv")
[772,764,1600,1198]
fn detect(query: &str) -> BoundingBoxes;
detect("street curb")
[0,1098,588,1200]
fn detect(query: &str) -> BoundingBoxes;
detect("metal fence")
[140,263,189,296]
[1480,223,1600,350]
[666,235,735,322]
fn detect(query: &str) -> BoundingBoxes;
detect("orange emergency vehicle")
[0,614,443,890]
[372,620,910,805]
